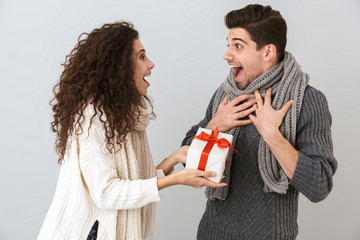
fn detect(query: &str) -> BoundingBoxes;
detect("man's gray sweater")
[181,86,337,240]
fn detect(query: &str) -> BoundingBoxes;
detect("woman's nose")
[149,59,155,69]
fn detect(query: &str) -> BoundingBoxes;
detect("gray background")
[0,0,359,239]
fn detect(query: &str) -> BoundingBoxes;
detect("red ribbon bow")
[194,128,237,171]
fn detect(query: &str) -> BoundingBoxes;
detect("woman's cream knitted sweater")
[38,98,162,240]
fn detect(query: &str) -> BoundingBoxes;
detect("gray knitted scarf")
[206,52,309,200]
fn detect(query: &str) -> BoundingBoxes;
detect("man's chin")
[236,81,247,90]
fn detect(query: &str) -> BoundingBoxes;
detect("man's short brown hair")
[225,4,287,62]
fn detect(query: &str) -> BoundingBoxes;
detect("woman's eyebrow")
[137,49,146,56]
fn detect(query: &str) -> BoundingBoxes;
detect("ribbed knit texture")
[208,52,309,200]
[114,97,156,240]
[38,97,161,240]
[182,86,337,239]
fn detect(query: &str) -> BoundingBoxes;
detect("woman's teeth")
[144,75,151,82]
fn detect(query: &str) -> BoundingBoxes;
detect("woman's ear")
[263,44,277,62]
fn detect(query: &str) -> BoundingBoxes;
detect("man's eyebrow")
[226,37,248,45]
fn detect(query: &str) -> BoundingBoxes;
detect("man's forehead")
[227,28,248,39]
[226,28,253,46]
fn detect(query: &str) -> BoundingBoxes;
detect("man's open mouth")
[233,66,243,81]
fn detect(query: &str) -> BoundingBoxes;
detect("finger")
[264,88,272,106]
[248,114,256,124]
[233,98,257,112]
[254,90,264,107]
[279,99,294,116]
[234,119,253,127]
[205,180,227,188]
[222,95,229,105]
[200,170,217,178]
[229,94,251,106]
[234,105,257,119]
[181,145,189,153]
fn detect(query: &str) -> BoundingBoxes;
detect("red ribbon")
[194,128,237,171]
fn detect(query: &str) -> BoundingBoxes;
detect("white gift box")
[185,127,234,183]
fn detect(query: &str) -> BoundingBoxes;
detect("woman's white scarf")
[206,52,309,200]
[114,97,156,240]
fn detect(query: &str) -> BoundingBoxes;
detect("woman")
[37,22,225,240]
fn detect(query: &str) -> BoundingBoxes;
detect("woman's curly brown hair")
[51,21,146,164]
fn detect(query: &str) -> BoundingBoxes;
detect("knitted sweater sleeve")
[181,90,217,146]
[289,86,337,202]
[77,105,161,210]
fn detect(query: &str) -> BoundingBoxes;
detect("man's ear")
[263,44,277,62]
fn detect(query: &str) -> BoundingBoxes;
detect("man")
[181,4,337,240]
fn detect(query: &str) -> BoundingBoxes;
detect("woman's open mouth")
[143,73,151,86]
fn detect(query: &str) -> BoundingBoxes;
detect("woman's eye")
[140,55,146,60]
[236,44,241,49]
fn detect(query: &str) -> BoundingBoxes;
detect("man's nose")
[223,48,233,61]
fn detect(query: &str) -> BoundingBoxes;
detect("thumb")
[279,100,294,116]
[222,95,229,105]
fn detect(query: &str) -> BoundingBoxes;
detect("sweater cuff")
[289,151,313,189]
[144,177,161,203]
[155,169,165,178]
